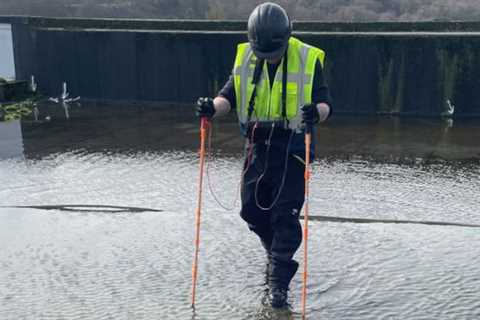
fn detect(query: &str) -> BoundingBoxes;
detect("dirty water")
[1,103,480,319]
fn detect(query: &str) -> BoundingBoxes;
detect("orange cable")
[191,117,208,308]
[301,131,312,319]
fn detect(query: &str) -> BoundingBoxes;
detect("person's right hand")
[301,103,320,126]
[196,97,216,119]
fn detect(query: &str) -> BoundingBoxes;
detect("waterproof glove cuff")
[301,103,320,126]
[196,97,216,119]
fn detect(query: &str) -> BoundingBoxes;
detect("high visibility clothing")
[233,37,325,131]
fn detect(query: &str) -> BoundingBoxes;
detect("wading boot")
[262,239,273,285]
[269,287,288,309]
[268,259,298,308]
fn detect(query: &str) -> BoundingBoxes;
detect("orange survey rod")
[301,125,312,319]
[191,117,209,308]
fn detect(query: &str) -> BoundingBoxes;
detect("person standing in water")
[195,2,332,308]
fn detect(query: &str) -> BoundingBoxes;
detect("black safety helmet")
[247,2,292,60]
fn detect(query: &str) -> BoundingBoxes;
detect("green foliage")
[0,98,38,122]
[2,0,480,21]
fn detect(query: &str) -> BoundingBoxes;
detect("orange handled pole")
[191,117,208,308]
[301,125,312,319]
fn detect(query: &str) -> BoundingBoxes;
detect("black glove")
[301,103,320,126]
[196,97,216,119]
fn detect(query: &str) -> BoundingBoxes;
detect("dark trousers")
[240,145,305,290]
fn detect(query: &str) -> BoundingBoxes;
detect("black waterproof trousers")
[240,143,304,290]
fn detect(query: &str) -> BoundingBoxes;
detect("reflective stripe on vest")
[233,37,325,131]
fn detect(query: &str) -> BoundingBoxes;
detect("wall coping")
[1,15,480,32]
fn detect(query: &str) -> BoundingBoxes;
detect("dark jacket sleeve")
[311,59,333,117]
[218,75,236,110]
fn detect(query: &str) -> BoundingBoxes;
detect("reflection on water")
[0,120,23,159]
[1,103,480,320]
[0,102,479,162]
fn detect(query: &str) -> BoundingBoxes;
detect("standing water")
[1,104,480,319]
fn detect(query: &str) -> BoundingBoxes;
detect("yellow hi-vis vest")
[233,37,325,131]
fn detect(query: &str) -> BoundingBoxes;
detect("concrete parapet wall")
[3,16,480,32]
[3,16,480,116]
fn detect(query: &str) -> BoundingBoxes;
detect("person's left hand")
[195,97,216,119]
[301,103,320,126]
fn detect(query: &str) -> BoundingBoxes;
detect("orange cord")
[301,132,311,319]
[191,117,208,308]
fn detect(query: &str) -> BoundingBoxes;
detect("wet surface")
[1,103,480,319]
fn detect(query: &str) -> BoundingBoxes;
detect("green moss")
[0,98,37,122]
[436,39,477,115]
[378,50,404,114]
[378,59,394,112]
[394,54,405,114]
[437,49,459,113]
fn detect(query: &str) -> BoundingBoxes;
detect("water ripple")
[1,152,480,319]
